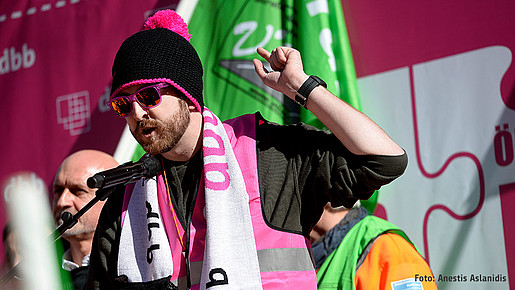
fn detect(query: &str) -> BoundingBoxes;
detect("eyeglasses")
[108,83,171,117]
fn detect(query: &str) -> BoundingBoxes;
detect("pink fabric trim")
[260,271,316,289]
[110,78,202,112]
[121,183,136,227]
[189,177,206,263]
[156,174,186,280]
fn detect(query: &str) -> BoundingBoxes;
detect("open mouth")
[142,127,156,137]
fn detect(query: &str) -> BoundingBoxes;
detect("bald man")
[52,150,118,290]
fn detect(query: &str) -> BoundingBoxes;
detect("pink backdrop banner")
[343,0,514,289]
[0,0,179,266]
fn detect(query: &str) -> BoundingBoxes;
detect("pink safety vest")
[123,113,316,289]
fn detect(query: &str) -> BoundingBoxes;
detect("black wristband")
[295,75,327,108]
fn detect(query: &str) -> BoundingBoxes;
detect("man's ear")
[188,103,197,112]
[184,98,198,112]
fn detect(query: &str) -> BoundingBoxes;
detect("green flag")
[188,1,297,124]
[188,0,377,211]
[188,0,361,123]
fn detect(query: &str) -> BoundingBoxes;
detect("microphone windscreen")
[143,155,161,177]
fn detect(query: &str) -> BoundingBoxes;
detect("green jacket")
[316,215,412,289]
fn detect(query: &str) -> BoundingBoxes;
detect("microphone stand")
[0,185,118,288]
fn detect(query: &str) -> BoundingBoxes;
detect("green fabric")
[131,146,145,162]
[316,215,410,289]
[54,238,73,289]
[189,0,292,124]
[188,0,361,124]
[296,0,361,127]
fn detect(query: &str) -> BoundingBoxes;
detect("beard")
[132,99,191,155]
[55,212,96,238]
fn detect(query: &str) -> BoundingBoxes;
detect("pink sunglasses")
[107,83,170,117]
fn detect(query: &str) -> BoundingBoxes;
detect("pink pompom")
[143,9,191,42]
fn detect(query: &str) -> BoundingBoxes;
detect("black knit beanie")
[110,10,204,112]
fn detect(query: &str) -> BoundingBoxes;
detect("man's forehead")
[55,162,104,186]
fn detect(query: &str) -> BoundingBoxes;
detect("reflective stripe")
[174,249,313,286]
[172,260,203,289]
[170,277,186,290]
[190,261,202,285]
[257,248,315,272]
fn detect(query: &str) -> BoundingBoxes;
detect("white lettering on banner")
[0,0,80,23]
[231,21,290,57]
[319,28,336,72]
[27,7,37,15]
[11,11,22,19]
[0,44,36,75]
[305,0,339,93]
[56,91,91,136]
[98,86,111,113]
[233,21,274,57]
[318,28,339,94]
[41,4,52,12]
[306,0,329,16]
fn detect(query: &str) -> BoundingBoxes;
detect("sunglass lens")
[111,98,132,117]
[137,87,161,107]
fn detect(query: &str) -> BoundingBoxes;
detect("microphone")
[87,155,161,189]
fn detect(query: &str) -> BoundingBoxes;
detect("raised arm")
[253,46,404,156]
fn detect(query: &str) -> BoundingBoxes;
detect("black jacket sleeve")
[256,113,407,236]
[85,185,125,289]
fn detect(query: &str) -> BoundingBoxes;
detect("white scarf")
[118,109,262,289]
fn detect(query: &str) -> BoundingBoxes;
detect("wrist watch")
[295,75,327,109]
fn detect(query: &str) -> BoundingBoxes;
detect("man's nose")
[131,101,148,121]
[55,189,73,210]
